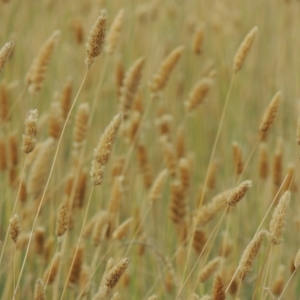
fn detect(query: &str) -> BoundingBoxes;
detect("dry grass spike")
[0,41,14,73]
[259,91,281,137]
[33,278,46,300]
[269,191,290,245]
[233,26,258,73]
[238,230,267,279]
[106,9,125,55]
[26,30,60,94]
[90,113,122,186]
[227,180,252,206]
[9,214,20,243]
[85,9,107,69]
[149,45,184,93]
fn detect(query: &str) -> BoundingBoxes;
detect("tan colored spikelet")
[100,258,115,287]
[34,226,46,255]
[155,113,173,138]
[73,103,90,149]
[34,278,46,300]
[0,82,9,123]
[79,264,91,297]
[106,9,125,55]
[149,45,184,93]
[74,169,87,209]
[170,180,186,224]
[227,180,252,206]
[185,78,213,112]
[23,109,38,154]
[19,179,27,203]
[43,252,61,285]
[193,25,205,55]
[219,232,233,257]
[271,265,285,296]
[179,157,191,195]
[232,141,243,177]
[112,218,132,240]
[59,78,73,120]
[104,257,129,291]
[176,126,186,159]
[259,142,269,179]
[0,134,7,171]
[239,230,267,279]
[259,92,281,137]
[207,160,218,190]
[48,101,63,139]
[16,232,30,250]
[92,212,110,246]
[160,135,177,177]
[119,57,145,120]
[72,18,84,44]
[85,10,107,69]
[69,245,84,286]
[193,229,207,255]
[211,272,225,300]
[56,201,69,238]
[108,176,124,215]
[9,214,20,243]
[281,164,295,193]
[233,26,258,73]
[196,189,232,227]
[9,166,18,188]
[94,258,129,299]
[149,169,168,203]
[272,139,283,190]
[90,114,122,186]
[83,212,100,239]
[294,249,300,269]
[199,257,222,283]
[26,30,60,94]
[125,111,142,143]
[44,236,55,263]
[115,58,124,97]
[8,132,18,167]
[111,155,125,179]
[0,41,14,73]
[136,143,153,189]
[269,191,290,245]
[28,138,55,200]
[147,296,158,300]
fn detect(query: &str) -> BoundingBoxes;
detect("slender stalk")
[59,186,94,300]
[12,70,88,299]
[175,206,228,300]
[181,74,235,287]
[0,157,27,268]
[277,269,297,300]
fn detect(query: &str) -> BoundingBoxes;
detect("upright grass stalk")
[12,70,88,299]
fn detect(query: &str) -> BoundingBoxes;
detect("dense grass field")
[1,0,300,299]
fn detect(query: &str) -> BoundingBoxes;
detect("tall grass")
[0,0,300,299]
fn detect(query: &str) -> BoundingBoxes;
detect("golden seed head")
[294,249,300,269]
[106,9,125,55]
[233,26,258,73]
[269,191,290,245]
[85,9,107,69]
[239,230,267,279]
[56,201,69,237]
[227,180,252,206]
[9,214,20,243]
[0,41,14,73]
[259,91,281,136]
[91,114,122,186]
[34,278,46,300]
